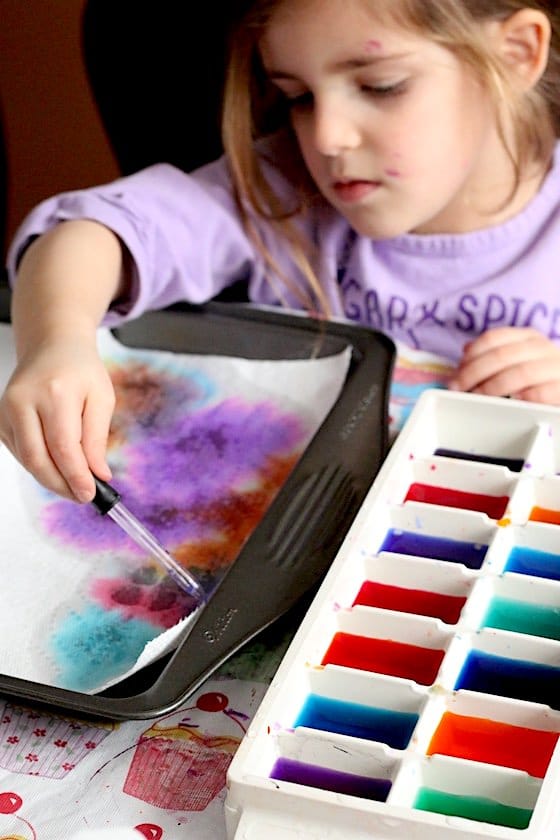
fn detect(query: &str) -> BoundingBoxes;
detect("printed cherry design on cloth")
[195,692,229,712]
[135,825,163,840]
[0,793,21,815]
[0,791,37,839]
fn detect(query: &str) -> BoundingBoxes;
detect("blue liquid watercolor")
[455,649,560,709]
[380,530,487,570]
[482,596,560,641]
[294,694,418,750]
[434,448,524,472]
[270,757,392,802]
[506,545,560,582]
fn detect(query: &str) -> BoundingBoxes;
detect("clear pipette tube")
[107,502,204,600]
[92,476,204,602]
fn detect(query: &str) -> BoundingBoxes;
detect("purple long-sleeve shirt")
[7,140,560,363]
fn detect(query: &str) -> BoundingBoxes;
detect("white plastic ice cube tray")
[225,390,560,839]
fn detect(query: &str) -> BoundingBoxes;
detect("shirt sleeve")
[6,159,265,326]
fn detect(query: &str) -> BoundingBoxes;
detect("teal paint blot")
[51,604,158,691]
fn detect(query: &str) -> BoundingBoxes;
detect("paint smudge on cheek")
[365,39,383,51]
[385,168,402,178]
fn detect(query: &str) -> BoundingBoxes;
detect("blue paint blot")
[51,604,158,691]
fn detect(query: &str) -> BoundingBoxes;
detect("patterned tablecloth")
[0,622,294,840]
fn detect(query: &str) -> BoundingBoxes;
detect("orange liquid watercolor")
[530,506,560,526]
[427,711,559,778]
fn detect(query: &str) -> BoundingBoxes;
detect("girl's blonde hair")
[221,0,560,314]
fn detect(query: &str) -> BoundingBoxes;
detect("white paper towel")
[0,324,350,693]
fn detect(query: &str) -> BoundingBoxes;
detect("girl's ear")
[490,8,551,89]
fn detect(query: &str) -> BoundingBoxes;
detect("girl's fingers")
[512,379,560,404]
[451,331,560,396]
[7,405,78,499]
[39,395,97,502]
[474,359,560,403]
[460,327,535,361]
[81,390,115,483]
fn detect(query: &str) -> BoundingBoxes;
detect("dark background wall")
[0,0,119,257]
[0,0,236,264]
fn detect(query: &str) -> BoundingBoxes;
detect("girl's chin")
[343,214,413,240]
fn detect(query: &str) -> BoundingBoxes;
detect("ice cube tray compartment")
[414,691,560,778]
[466,573,560,641]
[393,754,542,830]
[226,392,560,839]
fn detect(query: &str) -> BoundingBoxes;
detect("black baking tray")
[0,299,394,719]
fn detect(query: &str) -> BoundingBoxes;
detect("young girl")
[0,0,559,505]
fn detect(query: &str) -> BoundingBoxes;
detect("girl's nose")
[313,96,361,156]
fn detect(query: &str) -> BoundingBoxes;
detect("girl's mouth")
[332,180,382,203]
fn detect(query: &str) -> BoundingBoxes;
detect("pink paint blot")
[365,39,383,51]
[90,576,197,629]
[385,168,401,178]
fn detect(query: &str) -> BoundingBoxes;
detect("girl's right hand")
[0,337,116,502]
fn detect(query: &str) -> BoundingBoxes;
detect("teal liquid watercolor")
[455,649,560,709]
[294,694,418,750]
[414,787,532,829]
[380,530,487,570]
[482,596,560,641]
[506,545,560,582]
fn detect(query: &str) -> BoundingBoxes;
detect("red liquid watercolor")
[427,711,558,778]
[530,505,560,526]
[353,581,466,624]
[321,633,444,685]
[405,483,508,519]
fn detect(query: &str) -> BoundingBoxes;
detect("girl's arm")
[0,219,128,502]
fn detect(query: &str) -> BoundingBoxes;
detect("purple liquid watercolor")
[270,757,392,802]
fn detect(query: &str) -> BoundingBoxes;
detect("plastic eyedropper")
[91,476,204,602]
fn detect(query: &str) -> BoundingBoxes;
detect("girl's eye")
[361,80,408,98]
[284,91,313,109]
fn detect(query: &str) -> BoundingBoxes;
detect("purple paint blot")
[41,397,305,551]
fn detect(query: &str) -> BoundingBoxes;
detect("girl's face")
[260,0,514,237]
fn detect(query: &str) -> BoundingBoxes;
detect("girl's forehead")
[262,0,418,52]
[260,0,420,64]
[266,0,406,27]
